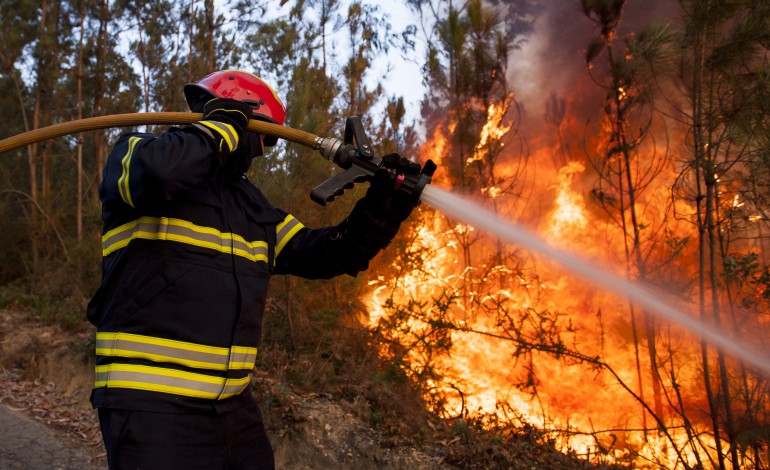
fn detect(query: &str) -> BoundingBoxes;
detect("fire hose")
[0,112,435,204]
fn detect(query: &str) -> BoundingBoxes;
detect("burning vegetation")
[363,1,770,469]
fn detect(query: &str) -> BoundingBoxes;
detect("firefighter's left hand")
[363,153,424,228]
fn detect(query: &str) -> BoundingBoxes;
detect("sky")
[370,3,427,124]
[212,0,679,140]
[201,1,428,130]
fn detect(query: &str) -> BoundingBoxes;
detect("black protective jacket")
[87,125,391,413]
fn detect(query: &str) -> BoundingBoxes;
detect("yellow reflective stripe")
[96,332,232,371]
[228,346,258,370]
[102,216,268,263]
[275,214,304,258]
[223,377,251,398]
[118,137,142,208]
[95,363,250,400]
[197,120,238,152]
[96,332,258,372]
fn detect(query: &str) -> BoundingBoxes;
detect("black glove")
[365,153,424,226]
[345,153,434,250]
[195,98,261,159]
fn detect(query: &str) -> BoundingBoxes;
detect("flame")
[467,101,513,166]
[546,161,588,239]
[365,95,769,469]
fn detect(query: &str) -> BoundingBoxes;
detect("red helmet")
[184,70,286,126]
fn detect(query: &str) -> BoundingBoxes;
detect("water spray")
[2,113,768,377]
[419,185,770,377]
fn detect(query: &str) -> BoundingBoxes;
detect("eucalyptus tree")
[0,0,44,275]
[86,0,142,196]
[0,0,79,273]
[369,0,573,423]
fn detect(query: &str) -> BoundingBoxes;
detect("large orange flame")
[366,100,768,468]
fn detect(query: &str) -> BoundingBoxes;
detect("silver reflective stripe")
[229,347,258,369]
[190,123,215,141]
[96,332,257,371]
[101,216,268,262]
[96,332,229,370]
[94,364,249,400]
[196,120,238,152]
[275,215,305,257]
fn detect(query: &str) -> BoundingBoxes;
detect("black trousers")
[97,398,275,470]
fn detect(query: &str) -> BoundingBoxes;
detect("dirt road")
[0,402,104,470]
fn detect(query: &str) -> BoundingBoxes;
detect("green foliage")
[368,411,384,426]
[586,35,605,65]
[0,234,100,331]
[0,284,45,312]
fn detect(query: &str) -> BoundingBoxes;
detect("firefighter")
[87,69,428,469]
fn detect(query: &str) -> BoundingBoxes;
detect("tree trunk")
[206,0,215,71]
[93,0,109,203]
[76,0,85,239]
[705,171,739,467]
[29,0,49,273]
[691,12,725,466]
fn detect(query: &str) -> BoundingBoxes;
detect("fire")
[423,126,451,187]
[366,99,769,468]
[546,161,588,239]
[467,100,512,166]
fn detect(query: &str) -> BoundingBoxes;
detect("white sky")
[245,1,427,128]
[371,2,427,125]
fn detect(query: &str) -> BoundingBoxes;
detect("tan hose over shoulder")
[0,112,322,154]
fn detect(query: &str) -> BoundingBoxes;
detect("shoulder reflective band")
[95,363,250,400]
[96,332,257,371]
[102,216,268,262]
[118,136,143,208]
[195,120,239,153]
[275,214,305,258]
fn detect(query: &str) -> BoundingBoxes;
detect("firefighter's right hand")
[195,98,254,158]
[364,153,424,227]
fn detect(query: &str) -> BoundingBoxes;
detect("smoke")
[508,0,679,137]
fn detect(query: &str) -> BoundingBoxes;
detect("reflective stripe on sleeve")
[196,120,239,153]
[117,137,143,208]
[275,214,305,258]
[94,363,250,400]
[96,332,257,371]
[102,216,268,263]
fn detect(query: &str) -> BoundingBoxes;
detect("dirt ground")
[0,309,453,469]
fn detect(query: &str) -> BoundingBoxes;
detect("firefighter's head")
[184,70,286,148]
